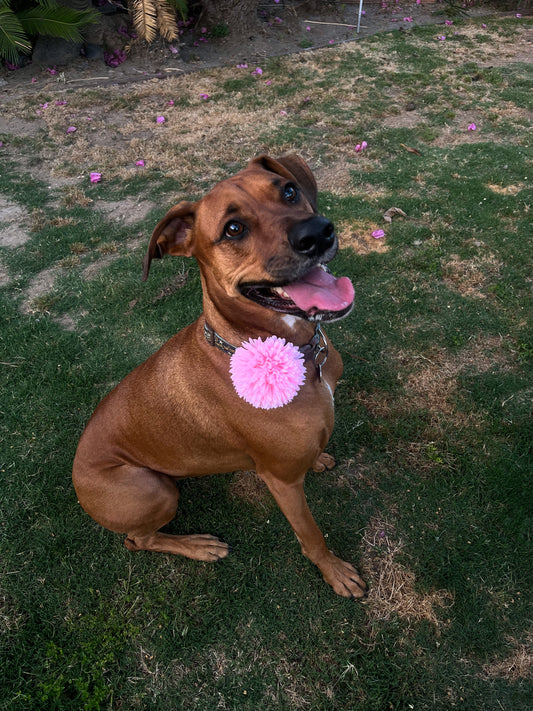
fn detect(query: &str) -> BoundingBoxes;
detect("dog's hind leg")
[73,463,229,561]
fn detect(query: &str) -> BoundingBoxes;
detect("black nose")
[288,216,336,258]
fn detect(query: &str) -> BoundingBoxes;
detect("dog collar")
[204,321,328,380]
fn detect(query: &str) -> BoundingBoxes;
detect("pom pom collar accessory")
[204,321,328,409]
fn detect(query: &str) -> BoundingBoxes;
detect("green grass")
[1,15,532,711]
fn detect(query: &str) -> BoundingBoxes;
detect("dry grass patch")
[482,631,533,682]
[229,470,271,510]
[486,182,525,196]
[360,515,453,630]
[442,252,502,299]
[338,219,389,254]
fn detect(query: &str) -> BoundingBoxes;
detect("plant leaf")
[18,6,98,42]
[155,0,178,42]
[0,8,32,64]
[131,0,158,43]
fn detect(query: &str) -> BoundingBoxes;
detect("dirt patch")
[0,197,30,248]
[0,261,10,287]
[0,224,31,248]
[94,198,156,225]
[19,265,59,314]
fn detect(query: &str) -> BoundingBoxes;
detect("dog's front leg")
[258,472,367,598]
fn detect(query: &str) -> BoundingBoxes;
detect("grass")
[1,14,532,711]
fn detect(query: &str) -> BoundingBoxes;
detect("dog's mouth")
[239,264,354,322]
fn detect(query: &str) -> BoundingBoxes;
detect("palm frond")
[130,0,158,43]
[0,8,32,64]
[18,6,98,42]
[155,0,178,42]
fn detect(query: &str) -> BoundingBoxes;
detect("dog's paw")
[180,534,231,562]
[124,532,230,561]
[312,452,336,472]
[320,553,368,599]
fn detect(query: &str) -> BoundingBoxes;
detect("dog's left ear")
[142,201,196,281]
[252,154,318,212]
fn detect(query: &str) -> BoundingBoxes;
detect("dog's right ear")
[142,201,196,281]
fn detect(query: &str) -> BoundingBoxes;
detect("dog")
[73,154,367,598]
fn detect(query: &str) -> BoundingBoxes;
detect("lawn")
[0,14,532,710]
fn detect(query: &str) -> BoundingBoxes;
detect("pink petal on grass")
[200,93,210,100]
[136,160,145,167]
[66,126,76,133]
[156,116,165,124]
[89,172,101,184]
[467,123,476,131]
[372,229,385,239]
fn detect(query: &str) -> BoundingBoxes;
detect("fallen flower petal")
[280,110,287,116]
[200,93,210,100]
[167,100,174,106]
[372,229,385,239]
[55,100,67,106]
[252,67,263,75]
[445,20,454,25]
[156,116,165,124]
[136,160,145,167]
[438,35,446,41]
[169,45,178,54]
[468,123,477,131]
[66,126,76,133]
[90,172,101,184]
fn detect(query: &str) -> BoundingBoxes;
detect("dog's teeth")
[273,286,291,299]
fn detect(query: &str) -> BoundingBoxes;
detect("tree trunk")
[201,0,259,36]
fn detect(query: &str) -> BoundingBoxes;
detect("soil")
[0,1,494,99]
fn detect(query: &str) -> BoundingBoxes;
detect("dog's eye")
[282,183,299,203]
[223,220,246,240]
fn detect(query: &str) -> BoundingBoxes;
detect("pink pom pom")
[230,336,306,409]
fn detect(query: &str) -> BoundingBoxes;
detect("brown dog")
[73,154,367,598]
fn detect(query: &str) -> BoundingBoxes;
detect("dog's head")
[143,154,353,323]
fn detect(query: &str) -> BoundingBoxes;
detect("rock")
[32,37,82,67]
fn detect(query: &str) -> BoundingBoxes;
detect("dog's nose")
[288,216,336,257]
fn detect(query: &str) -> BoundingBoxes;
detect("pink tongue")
[283,266,354,313]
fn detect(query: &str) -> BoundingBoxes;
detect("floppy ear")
[142,201,196,281]
[251,154,318,212]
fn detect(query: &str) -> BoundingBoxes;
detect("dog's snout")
[288,216,335,258]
